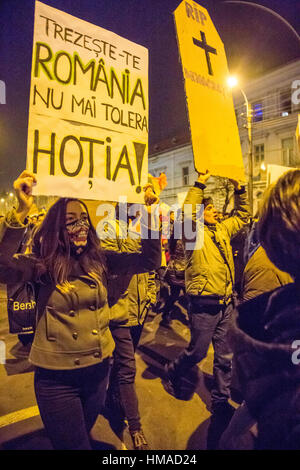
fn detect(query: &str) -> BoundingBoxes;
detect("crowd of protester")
[0,168,299,450]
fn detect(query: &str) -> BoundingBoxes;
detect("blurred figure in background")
[231,225,250,299]
[160,209,186,327]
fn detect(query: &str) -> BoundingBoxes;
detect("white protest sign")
[267,164,297,186]
[27,1,148,202]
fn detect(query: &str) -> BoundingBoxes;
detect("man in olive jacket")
[167,171,250,416]
[99,215,157,449]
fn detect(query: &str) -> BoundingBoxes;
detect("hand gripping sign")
[174,1,245,181]
[27,1,148,202]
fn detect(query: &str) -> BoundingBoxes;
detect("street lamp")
[227,76,253,214]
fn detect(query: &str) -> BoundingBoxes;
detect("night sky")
[0,0,299,189]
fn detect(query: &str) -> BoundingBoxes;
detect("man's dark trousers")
[171,298,233,407]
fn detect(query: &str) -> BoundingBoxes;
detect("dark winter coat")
[228,283,300,449]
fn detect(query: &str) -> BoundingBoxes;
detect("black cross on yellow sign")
[174,1,245,181]
[193,31,217,76]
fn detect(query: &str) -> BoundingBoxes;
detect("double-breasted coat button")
[89,305,96,311]
[69,310,75,317]
[93,352,100,358]
[90,284,97,289]
[72,332,78,340]
[92,329,98,335]
[74,359,80,365]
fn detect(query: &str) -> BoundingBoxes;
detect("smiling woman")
[65,200,90,254]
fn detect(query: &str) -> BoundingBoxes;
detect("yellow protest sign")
[27,1,148,202]
[174,1,245,181]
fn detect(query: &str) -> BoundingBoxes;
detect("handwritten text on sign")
[27,1,148,201]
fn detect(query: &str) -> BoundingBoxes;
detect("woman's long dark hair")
[32,198,106,286]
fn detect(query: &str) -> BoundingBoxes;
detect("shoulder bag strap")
[210,232,235,287]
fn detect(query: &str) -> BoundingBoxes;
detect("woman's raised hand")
[13,171,37,222]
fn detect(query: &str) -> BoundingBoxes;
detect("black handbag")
[7,281,37,335]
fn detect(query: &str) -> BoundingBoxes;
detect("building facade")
[149,59,300,214]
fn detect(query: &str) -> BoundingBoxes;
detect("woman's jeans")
[34,359,110,450]
[109,325,141,432]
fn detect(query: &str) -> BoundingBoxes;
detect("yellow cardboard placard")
[174,1,245,181]
[27,1,148,202]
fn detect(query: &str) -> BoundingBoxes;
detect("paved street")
[0,287,240,451]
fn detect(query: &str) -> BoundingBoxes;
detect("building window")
[182,166,189,186]
[279,89,292,116]
[254,144,264,166]
[281,137,294,166]
[252,102,263,122]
